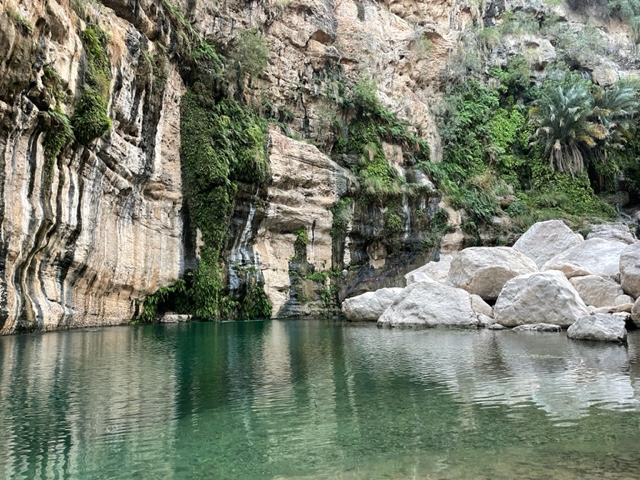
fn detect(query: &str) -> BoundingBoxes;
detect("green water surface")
[0,320,639,479]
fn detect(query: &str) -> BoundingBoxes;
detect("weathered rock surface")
[567,314,627,343]
[447,247,538,301]
[513,220,583,268]
[542,238,628,280]
[0,2,185,333]
[342,287,404,322]
[471,294,493,318]
[255,131,356,316]
[544,261,592,279]
[512,323,562,332]
[494,271,590,327]
[569,275,624,308]
[377,282,479,328]
[631,297,640,327]
[405,255,453,285]
[587,224,636,245]
[620,242,640,299]
[593,304,634,314]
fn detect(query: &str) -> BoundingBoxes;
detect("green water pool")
[0,320,638,479]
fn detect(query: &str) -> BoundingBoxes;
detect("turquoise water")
[0,320,639,479]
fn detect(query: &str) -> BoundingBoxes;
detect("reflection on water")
[0,321,638,479]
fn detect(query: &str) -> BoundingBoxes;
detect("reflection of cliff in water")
[0,322,639,479]
[344,328,640,421]
[0,326,179,479]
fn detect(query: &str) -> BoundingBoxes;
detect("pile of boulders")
[341,220,640,343]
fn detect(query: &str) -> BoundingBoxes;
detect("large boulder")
[471,294,493,318]
[494,270,590,327]
[405,255,453,285]
[513,220,583,268]
[620,242,640,298]
[569,275,624,308]
[342,288,404,321]
[447,247,537,301]
[377,282,479,328]
[587,223,636,245]
[567,314,627,343]
[542,238,628,279]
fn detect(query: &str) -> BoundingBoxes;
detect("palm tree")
[594,82,640,151]
[530,83,607,175]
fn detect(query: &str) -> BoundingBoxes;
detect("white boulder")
[620,242,640,298]
[405,255,453,285]
[447,247,537,301]
[377,282,479,328]
[542,238,628,279]
[567,314,627,343]
[513,220,583,268]
[569,275,624,308]
[342,288,404,321]
[587,223,636,245]
[544,261,592,279]
[494,270,590,327]
[471,294,493,318]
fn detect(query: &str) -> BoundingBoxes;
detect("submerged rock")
[494,270,589,327]
[447,247,537,301]
[513,220,583,268]
[567,314,627,343]
[512,323,562,332]
[377,282,478,328]
[342,288,404,321]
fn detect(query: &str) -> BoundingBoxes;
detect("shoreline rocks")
[447,247,537,301]
[567,314,627,343]
[341,220,636,342]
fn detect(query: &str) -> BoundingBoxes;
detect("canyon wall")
[0,0,637,332]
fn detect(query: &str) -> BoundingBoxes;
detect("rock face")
[542,238,628,280]
[494,271,590,327]
[620,242,640,299]
[254,131,355,316]
[567,314,627,343]
[0,2,185,333]
[569,275,625,308]
[513,220,583,268]
[341,287,404,322]
[377,282,479,328]
[447,247,537,301]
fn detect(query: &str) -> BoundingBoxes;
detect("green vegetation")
[436,7,640,234]
[228,29,270,81]
[335,79,430,202]
[6,8,33,35]
[178,90,270,320]
[72,26,112,145]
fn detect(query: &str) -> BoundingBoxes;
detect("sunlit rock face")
[0,1,184,333]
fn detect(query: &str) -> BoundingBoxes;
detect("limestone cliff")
[0,0,638,332]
